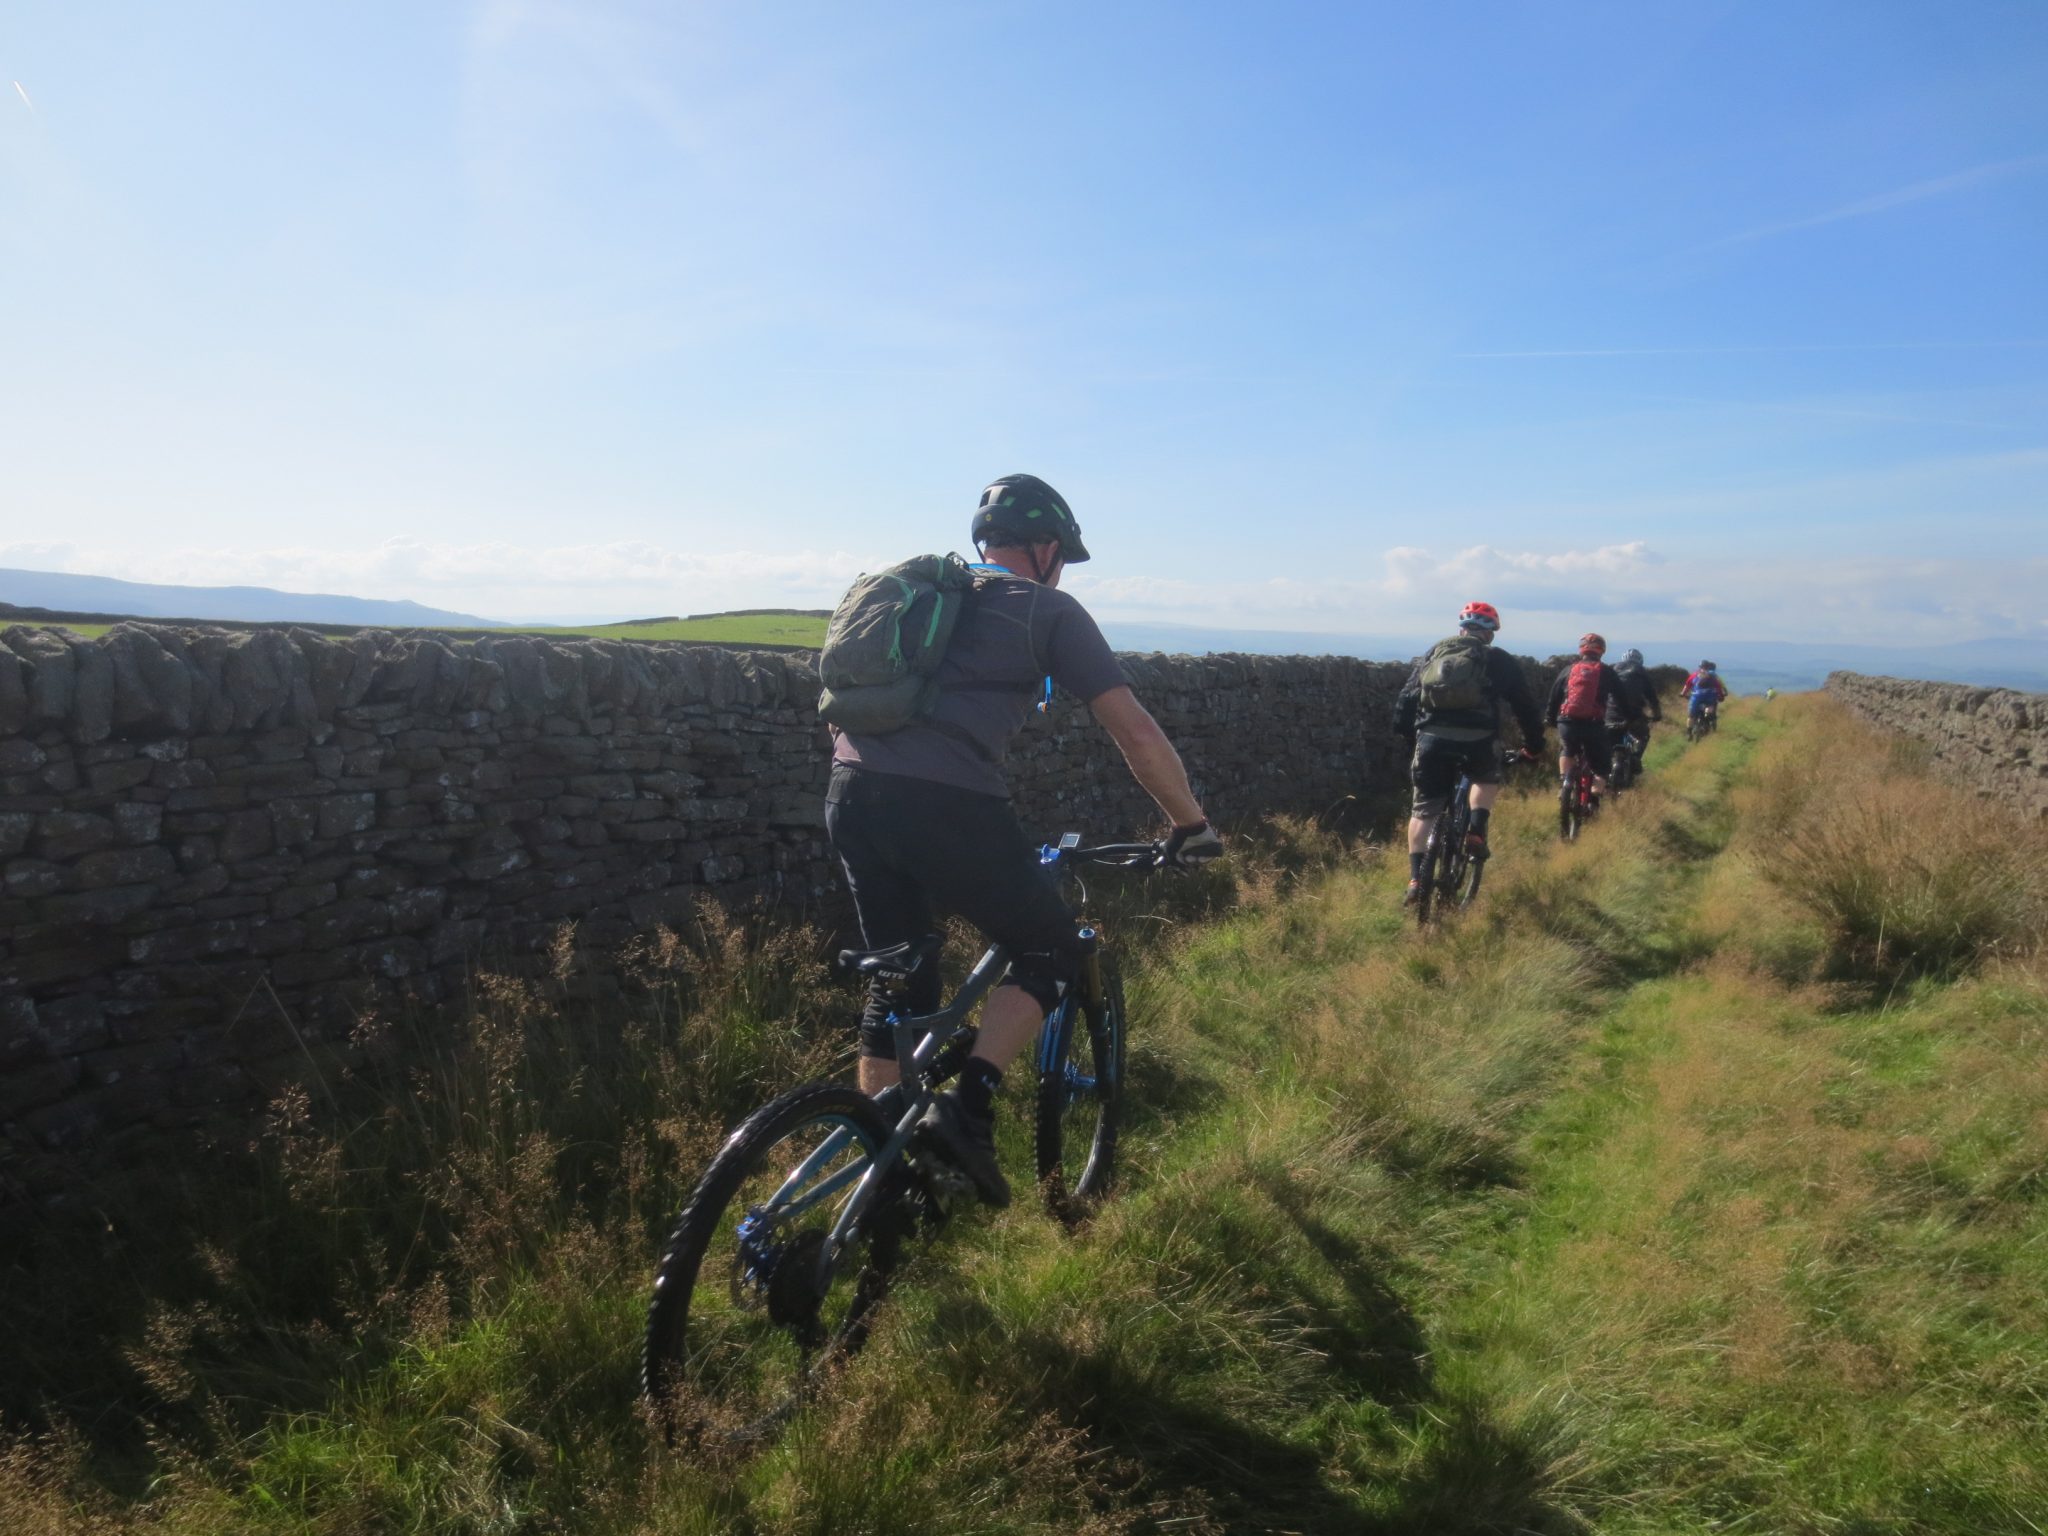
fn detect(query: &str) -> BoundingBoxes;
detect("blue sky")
[2,0,2044,645]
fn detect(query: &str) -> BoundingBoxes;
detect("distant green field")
[12,620,114,638]
[5,613,827,647]
[510,612,828,646]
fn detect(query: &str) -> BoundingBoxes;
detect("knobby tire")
[643,1082,902,1446]
[1034,953,1126,1224]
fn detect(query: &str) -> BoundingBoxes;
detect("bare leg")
[967,984,1046,1076]
[857,1056,899,1094]
[864,985,1045,1096]
[1406,815,1431,855]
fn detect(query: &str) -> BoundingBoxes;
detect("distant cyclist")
[1548,633,1623,804]
[1393,601,1545,906]
[1605,646,1664,775]
[824,474,1221,1207]
[1684,660,1728,731]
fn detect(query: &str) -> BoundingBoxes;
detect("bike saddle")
[834,934,942,981]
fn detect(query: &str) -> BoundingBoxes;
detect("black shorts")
[825,764,1082,1057]
[1558,719,1609,768]
[1410,734,1501,820]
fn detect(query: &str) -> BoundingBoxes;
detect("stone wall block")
[0,643,30,735]
[6,627,74,722]
[106,625,196,734]
[316,793,380,840]
[35,811,120,860]
[0,811,32,859]
[67,637,115,744]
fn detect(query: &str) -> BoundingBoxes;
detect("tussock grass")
[1737,696,2048,981]
[6,698,2047,1533]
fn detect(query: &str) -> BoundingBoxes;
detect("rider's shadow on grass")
[1247,1165,1433,1408]
[928,1286,1577,1535]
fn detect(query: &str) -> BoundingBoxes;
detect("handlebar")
[1041,838,1167,870]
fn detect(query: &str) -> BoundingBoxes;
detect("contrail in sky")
[1701,152,2048,251]
[13,81,33,112]
[1457,341,2048,359]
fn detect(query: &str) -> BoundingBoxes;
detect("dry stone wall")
[1826,671,2048,818]
[1,622,1547,1201]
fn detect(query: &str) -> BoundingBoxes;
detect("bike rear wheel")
[1455,840,1485,906]
[1034,953,1126,1224]
[1611,746,1635,792]
[1559,775,1581,841]
[1415,815,1448,924]
[643,1083,903,1444]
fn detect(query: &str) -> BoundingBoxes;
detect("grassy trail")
[7,697,2045,1534]
[1400,705,2048,1533]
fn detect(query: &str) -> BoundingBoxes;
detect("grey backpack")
[817,554,980,735]
[1418,634,1491,713]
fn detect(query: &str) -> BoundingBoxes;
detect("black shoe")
[919,1091,1010,1208]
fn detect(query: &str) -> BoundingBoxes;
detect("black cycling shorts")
[1558,719,1610,769]
[1410,734,1501,820]
[825,764,1082,1058]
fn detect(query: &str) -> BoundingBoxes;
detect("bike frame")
[802,838,1154,1290]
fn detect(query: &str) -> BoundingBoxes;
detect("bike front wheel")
[643,1083,903,1444]
[1034,953,1127,1224]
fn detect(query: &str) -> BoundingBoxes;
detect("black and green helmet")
[969,473,1090,564]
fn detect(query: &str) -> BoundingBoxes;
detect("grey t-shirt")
[831,572,1127,798]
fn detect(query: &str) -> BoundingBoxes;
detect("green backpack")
[1418,634,1491,713]
[817,554,981,735]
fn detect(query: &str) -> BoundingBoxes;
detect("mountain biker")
[1605,646,1664,776]
[824,474,1222,1207]
[1548,633,1622,804]
[1684,660,1728,728]
[1393,601,1545,906]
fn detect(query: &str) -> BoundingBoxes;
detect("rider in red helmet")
[1393,601,1545,904]
[1547,632,1623,805]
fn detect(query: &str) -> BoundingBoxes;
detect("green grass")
[6,698,2046,1533]
[506,613,828,646]
[11,620,114,638]
[4,611,827,647]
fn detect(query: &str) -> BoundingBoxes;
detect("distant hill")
[0,569,505,630]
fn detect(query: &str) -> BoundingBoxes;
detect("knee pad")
[1002,948,1077,1014]
[856,969,940,1060]
[858,1013,898,1060]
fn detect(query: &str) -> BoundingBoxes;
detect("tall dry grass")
[1739,699,2048,979]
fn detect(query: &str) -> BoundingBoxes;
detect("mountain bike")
[1559,747,1600,841]
[1608,728,1646,793]
[641,833,1162,1445]
[1413,749,1535,923]
[1415,771,1483,924]
[1685,701,1718,743]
